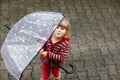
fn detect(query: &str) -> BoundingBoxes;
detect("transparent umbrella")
[1,12,75,80]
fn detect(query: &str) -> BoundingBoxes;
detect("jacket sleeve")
[47,42,70,62]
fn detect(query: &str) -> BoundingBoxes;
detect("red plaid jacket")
[40,37,70,67]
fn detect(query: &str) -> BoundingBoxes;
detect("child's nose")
[57,28,61,31]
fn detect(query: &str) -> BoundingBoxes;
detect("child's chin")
[56,35,61,37]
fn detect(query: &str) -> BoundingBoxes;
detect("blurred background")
[0,0,120,80]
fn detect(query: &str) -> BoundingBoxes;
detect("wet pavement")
[0,0,120,80]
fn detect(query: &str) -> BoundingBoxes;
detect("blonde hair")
[59,18,70,38]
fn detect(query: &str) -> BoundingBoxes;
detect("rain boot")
[53,76,60,80]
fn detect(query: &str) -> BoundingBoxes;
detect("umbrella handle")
[59,64,75,74]
[4,24,11,30]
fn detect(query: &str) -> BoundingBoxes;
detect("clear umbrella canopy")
[1,12,64,80]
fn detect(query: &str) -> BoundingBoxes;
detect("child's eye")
[61,27,65,30]
[57,26,66,30]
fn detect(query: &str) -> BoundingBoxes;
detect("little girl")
[40,18,70,80]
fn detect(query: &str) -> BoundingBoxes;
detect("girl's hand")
[40,49,47,57]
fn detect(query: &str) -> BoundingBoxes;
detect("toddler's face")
[53,26,66,38]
